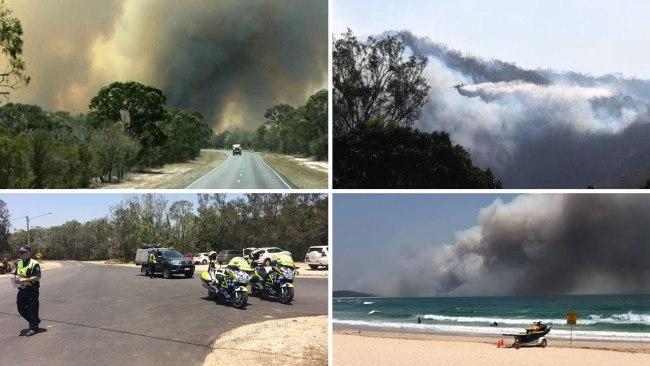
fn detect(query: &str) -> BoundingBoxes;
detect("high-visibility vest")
[149,253,157,264]
[16,259,39,287]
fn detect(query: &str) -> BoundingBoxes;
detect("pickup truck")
[136,248,195,279]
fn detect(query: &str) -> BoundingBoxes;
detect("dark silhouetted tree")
[333,29,430,135]
[334,124,501,188]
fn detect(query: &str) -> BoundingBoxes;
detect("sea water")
[333,295,650,342]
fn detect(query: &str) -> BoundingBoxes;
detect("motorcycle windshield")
[200,271,212,281]
[227,257,254,272]
[274,254,294,268]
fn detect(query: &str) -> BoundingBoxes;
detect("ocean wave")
[363,301,374,305]
[333,319,650,342]
[587,311,650,325]
[421,314,565,325]
[420,312,650,326]
[368,310,381,315]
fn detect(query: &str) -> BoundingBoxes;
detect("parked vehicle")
[137,248,195,279]
[305,246,328,269]
[193,252,211,265]
[504,322,551,349]
[217,249,240,264]
[232,144,242,156]
[250,253,295,304]
[250,247,292,267]
[134,245,164,265]
[242,247,256,262]
[200,257,252,309]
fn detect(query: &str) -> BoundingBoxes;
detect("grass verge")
[98,149,228,189]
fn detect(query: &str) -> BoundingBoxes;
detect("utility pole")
[12,212,52,249]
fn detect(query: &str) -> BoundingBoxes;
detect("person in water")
[417,315,422,324]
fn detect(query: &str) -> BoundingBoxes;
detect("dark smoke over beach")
[395,31,650,188]
[353,194,650,297]
[7,0,327,131]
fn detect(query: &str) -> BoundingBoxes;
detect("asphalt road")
[0,262,327,366]
[186,151,293,189]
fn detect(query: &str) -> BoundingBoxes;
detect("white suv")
[193,252,210,265]
[251,247,292,266]
[305,246,328,269]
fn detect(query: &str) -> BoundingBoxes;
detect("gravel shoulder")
[203,315,327,366]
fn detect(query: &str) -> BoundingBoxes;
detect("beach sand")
[334,330,650,366]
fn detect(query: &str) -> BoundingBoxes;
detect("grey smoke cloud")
[7,0,327,131]
[397,31,650,188]
[353,194,650,297]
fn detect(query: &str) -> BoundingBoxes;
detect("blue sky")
[333,194,517,290]
[334,0,650,78]
[0,194,240,232]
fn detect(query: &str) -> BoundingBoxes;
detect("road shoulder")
[203,315,327,366]
[259,152,328,189]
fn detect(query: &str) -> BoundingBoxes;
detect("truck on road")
[232,144,242,156]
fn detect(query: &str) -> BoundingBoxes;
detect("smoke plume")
[7,0,327,131]
[397,31,650,188]
[353,194,650,297]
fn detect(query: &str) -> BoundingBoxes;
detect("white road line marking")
[185,153,232,189]
[256,153,292,189]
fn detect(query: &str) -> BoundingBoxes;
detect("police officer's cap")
[19,246,31,253]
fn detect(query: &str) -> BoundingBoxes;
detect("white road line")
[185,154,232,189]
[256,153,292,189]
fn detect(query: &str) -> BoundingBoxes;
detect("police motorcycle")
[200,253,253,309]
[249,253,296,304]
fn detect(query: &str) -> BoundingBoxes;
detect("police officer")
[208,251,217,269]
[14,246,42,337]
[147,250,156,278]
